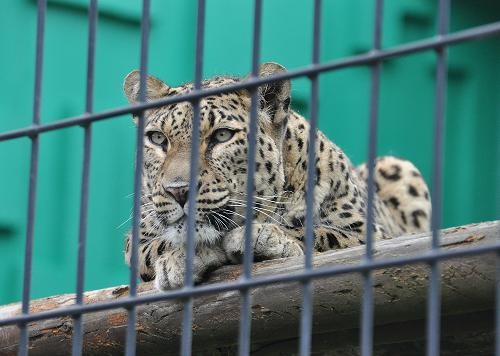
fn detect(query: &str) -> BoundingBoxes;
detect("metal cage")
[0,0,499,355]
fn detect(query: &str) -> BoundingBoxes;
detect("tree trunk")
[0,220,498,355]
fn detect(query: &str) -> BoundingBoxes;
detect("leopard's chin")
[159,217,223,247]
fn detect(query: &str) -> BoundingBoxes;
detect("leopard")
[123,62,431,291]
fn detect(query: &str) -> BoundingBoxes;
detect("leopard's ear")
[123,70,170,103]
[256,62,291,127]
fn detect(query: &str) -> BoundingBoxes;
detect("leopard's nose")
[165,183,189,207]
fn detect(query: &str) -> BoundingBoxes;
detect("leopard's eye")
[146,131,168,148]
[212,128,235,143]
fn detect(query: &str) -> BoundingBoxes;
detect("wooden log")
[0,220,498,355]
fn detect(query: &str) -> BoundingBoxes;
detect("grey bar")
[180,0,206,354]
[31,0,45,129]
[299,0,321,354]
[125,1,151,355]
[84,0,98,115]
[18,136,40,356]
[1,21,500,143]
[497,117,500,356]
[497,122,500,354]
[238,291,252,356]
[305,0,321,275]
[426,1,449,355]
[18,0,46,355]
[497,108,500,356]
[72,0,98,354]
[238,0,262,354]
[299,282,313,356]
[497,252,500,356]
[360,1,383,355]
[1,241,498,328]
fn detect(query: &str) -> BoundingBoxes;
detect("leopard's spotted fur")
[123,63,431,290]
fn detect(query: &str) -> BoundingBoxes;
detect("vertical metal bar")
[238,0,262,354]
[180,0,205,355]
[18,1,46,355]
[299,1,321,355]
[497,251,500,356]
[72,0,98,355]
[498,110,500,356]
[497,115,500,356]
[360,1,383,355]
[426,1,449,355]
[125,1,150,355]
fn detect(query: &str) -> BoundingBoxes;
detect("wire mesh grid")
[0,0,499,355]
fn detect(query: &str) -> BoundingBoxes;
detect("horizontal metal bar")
[2,240,499,327]
[1,21,499,143]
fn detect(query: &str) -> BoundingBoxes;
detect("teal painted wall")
[0,0,498,304]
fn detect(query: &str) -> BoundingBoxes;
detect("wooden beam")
[0,221,498,355]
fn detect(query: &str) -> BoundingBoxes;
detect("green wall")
[0,0,498,304]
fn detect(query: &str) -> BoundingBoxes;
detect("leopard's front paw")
[153,251,208,291]
[154,255,185,291]
[222,224,304,263]
[222,227,246,264]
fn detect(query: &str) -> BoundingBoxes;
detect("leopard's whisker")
[252,207,288,226]
[237,190,293,198]
[228,202,271,213]
[229,202,283,218]
[229,198,285,210]
[118,208,156,230]
[126,192,154,199]
[116,216,133,230]
[212,210,240,229]
[210,213,228,231]
[319,221,353,235]
[212,216,222,231]
[141,210,157,221]
[220,208,246,221]
[228,201,283,212]
[212,213,228,230]
[219,214,240,229]
[228,202,288,226]
[146,214,165,236]
[236,192,292,204]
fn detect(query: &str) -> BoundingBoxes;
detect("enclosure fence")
[0,0,499,355]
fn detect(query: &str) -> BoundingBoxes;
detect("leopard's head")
[123,62,291,246]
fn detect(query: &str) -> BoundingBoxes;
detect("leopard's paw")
[154,254,185,291]
[222,227,246,264]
